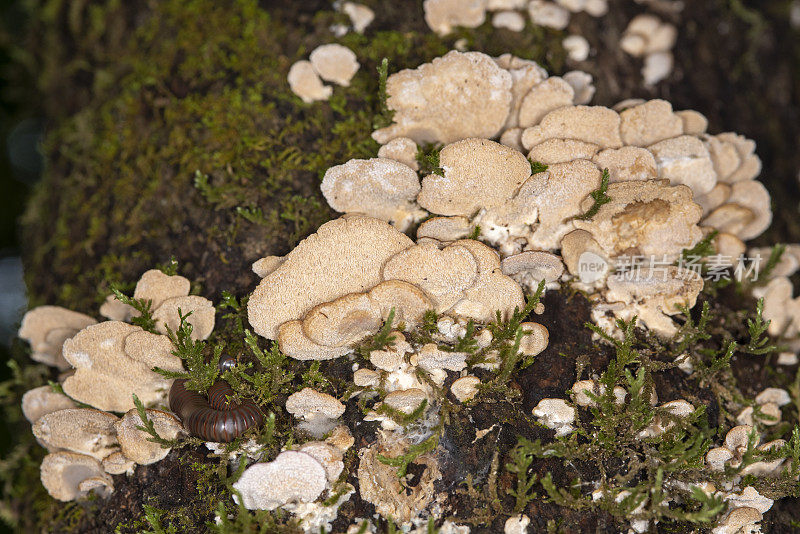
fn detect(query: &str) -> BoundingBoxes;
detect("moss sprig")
[575,168,611,221]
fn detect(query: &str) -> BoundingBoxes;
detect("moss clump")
[18,0,567,314]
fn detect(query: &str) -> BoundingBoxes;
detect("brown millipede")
[169,356,264,442]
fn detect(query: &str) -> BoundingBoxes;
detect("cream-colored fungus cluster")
[423,0,608,35]
[16,270,216,502]
[288,44,360,103]
[321,50,771,339]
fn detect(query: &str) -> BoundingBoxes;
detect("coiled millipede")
[169,355,264,442]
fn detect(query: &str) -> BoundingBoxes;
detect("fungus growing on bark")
[18,306,97,370]
[309,44,360,87]
[423,0,487,36]
[32,408,119,460]
[372,51,512,144]
[377,137,419,171]
[527,1,569,30]
[21,386,77,424]
[101,269,215,340]
[286,388,346,436]
[40,451,114,502]
[288,60,333,103]
[115,408,183,464]
[532,398,575,436]
[450,376,481,403]
[563,35,590,62]
[620,14,677,85]
[61,322,185,412]
[322,158,424,231]
[232,450,328,510]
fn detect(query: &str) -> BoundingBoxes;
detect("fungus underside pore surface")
[1,0,800,532]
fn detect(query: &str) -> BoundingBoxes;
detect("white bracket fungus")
[309,44,360,87]
[101,269,215,340]
[61,321,185,412]
[321,158,425,231]
[286,388,346,437]
[340,2,374,33]
[372,51,513,144]
[450,376,481,403]
[18,306,97,370]
[532,398,576,436]
[232,450,328,510]
[40,451,114,502]
[563,35,590,62]
[423,0,487,36]
[32,408,119,460]
[21,385,77,424]
[115,408,183,464]
[288,60,333,103]
[620,14,677,86]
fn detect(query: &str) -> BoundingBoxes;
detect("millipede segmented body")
[169,356,263,442]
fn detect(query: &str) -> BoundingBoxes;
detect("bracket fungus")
[18,306,97,370]
[288,60,333,103]
[532,398,576,436]
[321,158,425,231]
[101,269,215,340]
[21,386,77,424]
[286,388,346,436]
[61,321,185,412]
[32,408,119,460]
[620,14,677,85]
[115,408,183,464]
[40,451,114,502]
[232,450,328,510]
[372,51,513,144]
[423,0,487,36]
[308,44,359,87]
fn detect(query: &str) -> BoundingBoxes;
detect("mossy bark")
[3,0,800,532]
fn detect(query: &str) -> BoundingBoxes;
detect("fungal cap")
[410,343,468,372]
[285,388,345,420]
[383,388,427,414]
[501,251,564,282]
[62,322,184,412]
[377,137,420,171]
[372,51,512,144]
[40,451,114,502]
[18,306,97,370]
[755,388,791,407]
[21,385,77,424]
[322,158,423,231]
[423,0,487,36]
[450,376,480,403]
[248,215,413,340]
[152,295,215,340]
[101,451,136,475]
[232,450,327,510]
[725,425,754,452]
[133,269,191,310]
[417,138,531,217]
[309,44,359,87]
[298,441,345,482]
[353,368,381,387]
[288,60,332,103]
[114,408,183,465]
[518,322,549,356]
[32,408,119,460]
[417,216,472,242]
